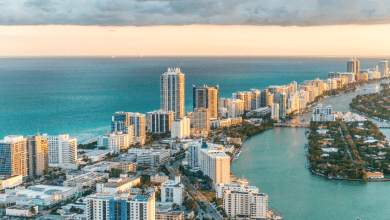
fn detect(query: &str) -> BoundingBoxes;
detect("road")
[167,162,223,220]
[339,125,355,163]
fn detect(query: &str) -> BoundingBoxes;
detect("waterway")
[232,81,390,220]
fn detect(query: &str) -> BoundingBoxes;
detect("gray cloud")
[1,0,390,26]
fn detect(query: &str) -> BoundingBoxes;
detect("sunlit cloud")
[1,0,390,26]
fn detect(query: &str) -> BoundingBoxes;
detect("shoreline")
[232,79,390,182]
[83,137,98,145]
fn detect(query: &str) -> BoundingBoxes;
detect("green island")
[308,120,390,180]
[350,85,390,121]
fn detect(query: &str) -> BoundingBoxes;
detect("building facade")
[171,117,191,139]
[0,136,28,177]
[147,110,175,134]
[161,68,185,120]
[27,133,49,177]
[192,108,210,131]
[193,85,219,119]
[161,176,184,205]
[42,134,78,170]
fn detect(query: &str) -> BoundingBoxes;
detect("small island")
[350,85,390,121]
[308,119,390,180]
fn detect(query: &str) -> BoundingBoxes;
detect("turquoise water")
[2,57,390,218]
[2,57,383,142]
[232,127,390,220]
[232,82,390,220]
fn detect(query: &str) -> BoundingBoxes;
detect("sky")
[1,0,390,56]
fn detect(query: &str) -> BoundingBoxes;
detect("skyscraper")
[193,85,219,119]
[279,93,287,118]
[161,68,185,120]
[111,112,146,144]
[27,133,49,177]
[0,136,28,177]
[347,58,360,81]
[379,60,388,78]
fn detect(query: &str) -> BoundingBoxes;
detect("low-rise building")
[82,161,118,172]
[156,211,184,220]
[63,172,109,189]
[366,172,384,179]
[247,107,271,117]
[97,174,141,194]
[151,173,169,183]
[137,150,170,167]
[0,175,23,190]
[8,185,80,208]
[6,205,38,217]
[78,150,113,163]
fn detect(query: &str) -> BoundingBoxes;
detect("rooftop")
[104,176,140,188]
[14,185,77,200]
[65,172,108,184]
[7,205,34,210]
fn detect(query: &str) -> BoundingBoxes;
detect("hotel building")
[161,68,185,120]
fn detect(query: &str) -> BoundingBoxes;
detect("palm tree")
[29,206,36,215]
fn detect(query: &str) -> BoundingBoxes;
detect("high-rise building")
[97,130,133,153]
[27,133,49,177]
[161,176,184,205]
[192,108,210,131]
[171,116,191,139]
[328,72,342,79]
[288,92,300,113]
[111,112,146,144]
[259,89,268,108]
[279,93,287,118]
[111,112,129,132]
[42,134,78,170]
[312,105,336,122]
[193,85,219,119]
[223,189,268,219]
[147,110,174,134]
[228,99,244,118]
[200,142,230,188]
[236,92,251,111]
[161,68,185,120]
[379,60,388,78]
[271,103,279,120]
[250,89,261,110]
[347,58,360,81]
[0,136,28,177]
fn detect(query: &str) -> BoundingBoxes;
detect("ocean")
[0,57,384,142]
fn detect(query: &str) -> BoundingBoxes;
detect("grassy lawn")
[199,189,216,202]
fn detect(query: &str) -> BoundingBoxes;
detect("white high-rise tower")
[379,60,388,78]
[160,68,185,120]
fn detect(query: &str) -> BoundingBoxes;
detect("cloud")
[1,0,390,26]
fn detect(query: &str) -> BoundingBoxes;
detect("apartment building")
[161,176,184,205]
[161,68,185,120]
[0,136,28,177]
